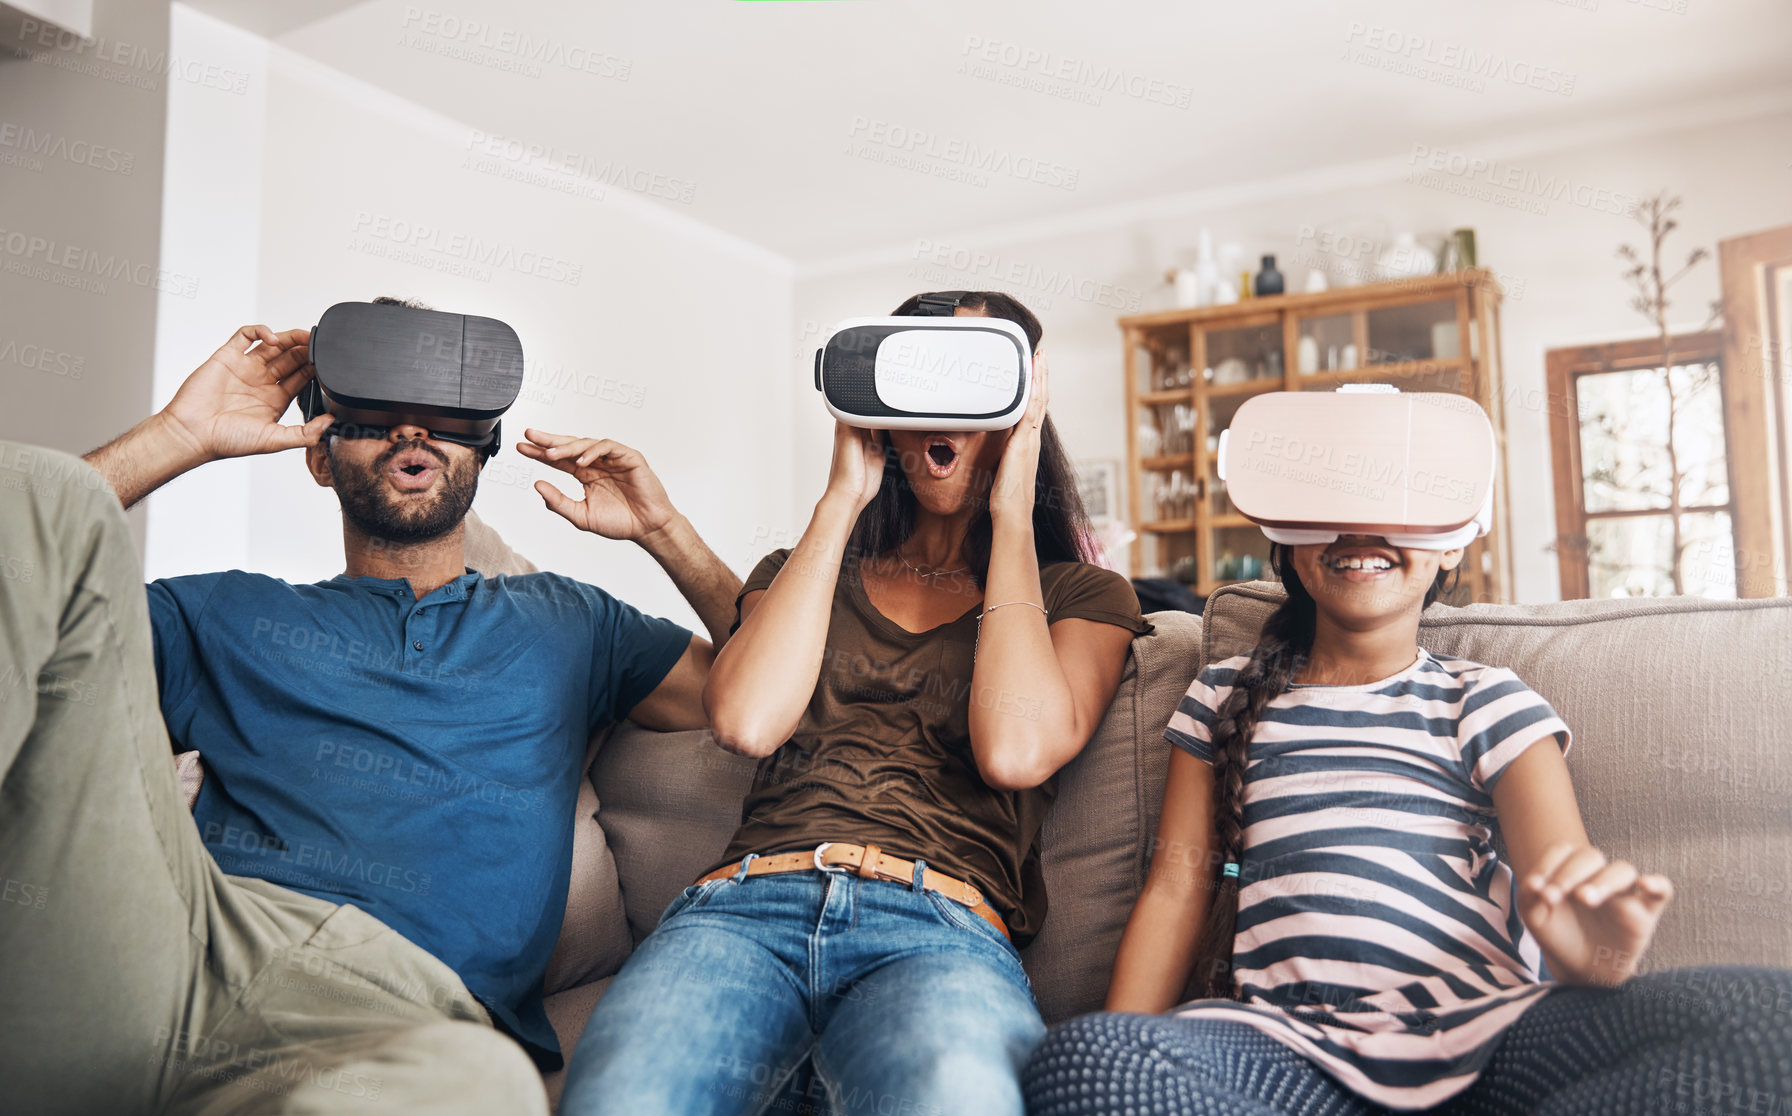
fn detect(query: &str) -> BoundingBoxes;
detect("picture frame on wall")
[1075,459,1120,526]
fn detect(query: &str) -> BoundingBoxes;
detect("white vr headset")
[1216,386,1495,551]
[814,293,1032,431]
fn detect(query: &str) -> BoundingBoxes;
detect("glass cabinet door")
[1134,330,1193,394]
[1365,297,1469,365]
[1295,312,1357,376]
[1200,319,1283,392]
[1210,523,1272,586]
[1289,298,1469,393]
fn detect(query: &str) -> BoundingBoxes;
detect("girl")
[1024,537,1792,1114]
[561,292,1150,1115]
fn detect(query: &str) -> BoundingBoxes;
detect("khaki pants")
[0,444,548,1115]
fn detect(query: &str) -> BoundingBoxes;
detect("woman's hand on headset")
[987,349,1049,526]
[162,325,333,463]
[823,421,886,516]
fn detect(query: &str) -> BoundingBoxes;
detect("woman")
[559,292,1150,1115]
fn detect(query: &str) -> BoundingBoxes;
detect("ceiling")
[187,0,1792,267]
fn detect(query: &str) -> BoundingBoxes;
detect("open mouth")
[1321,541,1401,582]
[922,435,960,480]
[383,446,445,492]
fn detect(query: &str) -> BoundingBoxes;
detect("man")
[0,305,740,1114]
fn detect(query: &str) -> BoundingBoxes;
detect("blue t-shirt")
[147,568,691,1068]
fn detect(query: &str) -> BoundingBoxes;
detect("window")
[1548,221,1792,601]
[1547,332,1737,599]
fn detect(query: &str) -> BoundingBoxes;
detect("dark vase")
[1253,254,1284,297]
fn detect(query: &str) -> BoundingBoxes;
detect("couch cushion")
[176,749,204,808]
[590,726,758,945]
[1021,610,1203,1024]
[542,757,634,995]
[1202,580,1792,974]
[541,975,613,1111]
[464,508,540,576]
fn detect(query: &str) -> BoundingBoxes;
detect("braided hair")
[1190,544,1457,999]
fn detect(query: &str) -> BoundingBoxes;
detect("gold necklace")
[896,541,969,578]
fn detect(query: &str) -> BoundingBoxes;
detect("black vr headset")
[298,301,524,458]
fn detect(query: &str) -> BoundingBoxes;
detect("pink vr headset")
[1216,386,1495,551]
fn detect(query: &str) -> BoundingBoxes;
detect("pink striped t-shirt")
[1163,648,1572,1110]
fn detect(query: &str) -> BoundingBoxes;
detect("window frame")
[1546,330,1732,600]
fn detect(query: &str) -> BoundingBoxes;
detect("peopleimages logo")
[1342,21,1577,97]
[12,19,250,94]
[398,6,631,80]
[1405,144,1638,218]
[464,130,696,205]
[201,821,432,896]
[846,116,1080,191]
[957,36,1194,110]
[909,239,1142,311]
[0,227,201,298]
[0,123,135,175]
[1240,429,1481,508]
[0,338,83,379]
[348,211,583,286]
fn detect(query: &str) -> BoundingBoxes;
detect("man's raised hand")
[162,325,334,463]
[518,429,678,542]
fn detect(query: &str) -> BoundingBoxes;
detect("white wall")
[150,8,795,631]
[146,12,1792,610]
[793,98,1792,604]
[145,2,267,577]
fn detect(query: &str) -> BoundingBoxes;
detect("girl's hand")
[988,350,1050,525]
[1518,840,1674,986]
[824,421,885,513]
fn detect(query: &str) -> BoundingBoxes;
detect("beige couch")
[175,517,1792,1107]
[451,521,1792,1105]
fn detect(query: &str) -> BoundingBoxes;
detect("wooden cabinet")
[1119,269,1513,603]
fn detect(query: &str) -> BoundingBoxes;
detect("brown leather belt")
[695,842,1011,942]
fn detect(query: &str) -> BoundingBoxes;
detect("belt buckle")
[812,842,844,874]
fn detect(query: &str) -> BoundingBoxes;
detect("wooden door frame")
[1717,224,1792,597]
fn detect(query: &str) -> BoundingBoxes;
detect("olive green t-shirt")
[709,549,1153,946]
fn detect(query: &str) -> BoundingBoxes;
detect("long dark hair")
[1190,545,1458,999]
[847,291,1096,584]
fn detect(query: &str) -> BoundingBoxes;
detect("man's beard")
[329,438,481,545]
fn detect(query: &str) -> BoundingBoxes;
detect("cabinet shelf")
[1207,377,1283,399]
[1139,392,1197,410]
[1137,388,1194,405]
[1297,359,1467,387]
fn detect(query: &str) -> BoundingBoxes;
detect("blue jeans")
[560,856,1044,1116]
